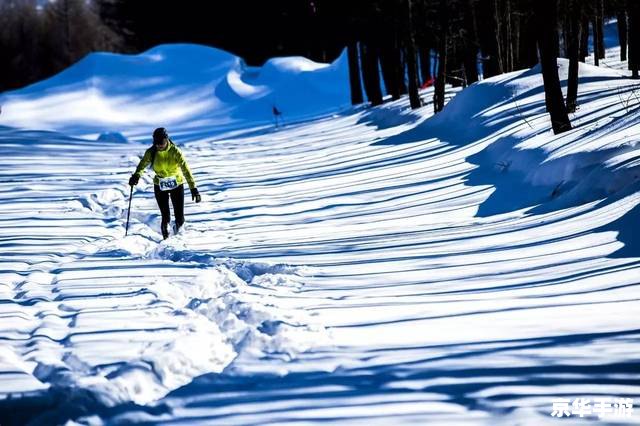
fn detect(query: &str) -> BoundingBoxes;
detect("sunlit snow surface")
[1,42,640,425]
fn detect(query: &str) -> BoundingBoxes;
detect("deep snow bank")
[411,59,640,213]
[0,44,350,138]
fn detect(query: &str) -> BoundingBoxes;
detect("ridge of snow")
[0,44,350,138]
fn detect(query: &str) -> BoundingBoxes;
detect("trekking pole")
[125,185,133,236]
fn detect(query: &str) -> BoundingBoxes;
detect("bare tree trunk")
[518,12,539,69]
[434,46,447,112]
[629,0,640,78]
[380,17,406,99]
[360,41,384,105]
[405,0,421,109]
[494,0,505,73]
[462,0,479,84]
[579,16,589,61]
[380,43,402,100]
[398,48,408,95]
[592,17,600,66]
[505,0,514,72]
[566,0,581,113]
[348,42,364,105]
[618,11,628,62]
[434,0,447,113]
[535,0,572,134]
[406,46,421,108]
[596,0,605,59]
[561,9,570,58]
[513,7,522,68]
[62,0,73,63]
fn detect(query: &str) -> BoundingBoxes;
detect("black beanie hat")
[153,127,168,144]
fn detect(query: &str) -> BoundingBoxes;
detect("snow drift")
[0,44,350,138]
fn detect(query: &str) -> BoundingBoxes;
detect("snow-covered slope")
[0,44,350,139]
[1,43,640,425]
[584,19,632,75]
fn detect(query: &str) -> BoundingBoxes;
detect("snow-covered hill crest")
[0,44,350,139]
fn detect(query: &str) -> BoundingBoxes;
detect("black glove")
[191,187,201,203]
[129,174,139,186]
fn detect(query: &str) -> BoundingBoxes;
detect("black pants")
[154,184,185,230]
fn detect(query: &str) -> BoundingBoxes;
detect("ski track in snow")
[1,44,640,424]
[0,130,331,423]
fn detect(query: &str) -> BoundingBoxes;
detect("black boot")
[175,218,184,235]
[161,222,169,240]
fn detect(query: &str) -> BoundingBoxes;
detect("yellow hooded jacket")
[134,142,196,189]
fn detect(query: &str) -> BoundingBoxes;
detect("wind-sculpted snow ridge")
[0,44,350,139]
[1,43,640,425]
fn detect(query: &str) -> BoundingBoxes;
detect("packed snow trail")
[104,75,640,424]
[0,128,330,426]
[0,43,639,425]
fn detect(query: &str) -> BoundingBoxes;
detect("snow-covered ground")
[1,36,640,425]
[584,19,632,76]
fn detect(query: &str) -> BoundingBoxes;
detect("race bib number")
[159,176,178,191]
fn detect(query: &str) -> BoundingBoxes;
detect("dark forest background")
[1,0,639,133]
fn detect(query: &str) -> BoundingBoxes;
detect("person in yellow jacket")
[129,127,201,239]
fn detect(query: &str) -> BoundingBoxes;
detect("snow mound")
[0,44,350,137]
[428,59,626,139]
[408,59,640,213]
[97,131,128,143]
